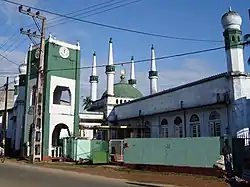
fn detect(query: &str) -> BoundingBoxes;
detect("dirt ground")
[8,159,228,187]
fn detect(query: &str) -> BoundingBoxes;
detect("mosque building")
[5,8,250,160]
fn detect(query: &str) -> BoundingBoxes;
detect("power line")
[48,45,228,72]
[46,0,137,28]
[47,0,142,29]
[0,42,245,75]
[24,0,117,29]
[1,0,223,43]
[0,51,20,66]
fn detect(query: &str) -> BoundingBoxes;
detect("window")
[174,117,183,138]
[209,111,221,137]
[160,119,168,138]
[189,114,200,137]
[53,86,71,106]
[120,99,122,104]
[116,99,118,104]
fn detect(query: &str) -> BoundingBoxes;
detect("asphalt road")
[0,161,170,187]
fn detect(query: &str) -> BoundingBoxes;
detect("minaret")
[148,45,158,94]
[221,7,244,72]
[89,51,98,101]
[105,38,115,96]
[128,56,136,88]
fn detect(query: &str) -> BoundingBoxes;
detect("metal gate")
[109,139,124,162]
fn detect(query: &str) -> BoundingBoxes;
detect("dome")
[221,8,242,30]
[102,80,143,99]
[19,63,27,75]
[14,76,20,85]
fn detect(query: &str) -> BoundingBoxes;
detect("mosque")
[5,8,250,161]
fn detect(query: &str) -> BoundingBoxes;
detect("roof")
[116,72,230,107]
[102,79,143,99]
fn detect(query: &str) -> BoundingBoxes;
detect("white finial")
[229,6,232,12]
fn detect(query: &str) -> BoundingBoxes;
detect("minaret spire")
[89,51,98,101]
[128,56,136,87]
[148,45,158,94]
[105,38,115,96]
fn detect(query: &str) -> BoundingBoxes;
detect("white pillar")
[89,52,98,101]
[148,45,158,95]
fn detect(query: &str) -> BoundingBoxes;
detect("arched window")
[160,119,168,138]
[120,99,122,104]
[53,86,71,106]
[209,111,221,137]
[174,117,183,138]
[116,99,118,104]
[190,114,200,137]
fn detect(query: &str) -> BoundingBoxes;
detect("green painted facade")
[124,137,223,168]
[24,39,80,158]
[223,29,243,50]
[62,138,108,163]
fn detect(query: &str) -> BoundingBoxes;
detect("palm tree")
[82,96,92,110]
[243,34,250,64]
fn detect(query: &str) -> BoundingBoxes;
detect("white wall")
[118,105,228,138]
[49,76,76,115]
[115,75,229,120]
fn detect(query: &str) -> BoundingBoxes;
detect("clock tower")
[23,34,81,161]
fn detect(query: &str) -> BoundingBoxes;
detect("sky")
[0,0,250,104]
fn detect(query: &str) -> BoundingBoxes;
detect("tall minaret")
[89,51,98,101]
[221,7,244,72]
[128,56,136,87]
[148,45,158,95]
[105,38,115,96]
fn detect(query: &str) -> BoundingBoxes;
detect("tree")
[243,34,250,64]
[82,96,92,110]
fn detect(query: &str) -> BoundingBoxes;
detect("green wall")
[124,137,223,168]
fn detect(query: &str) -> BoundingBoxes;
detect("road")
[0,161,171,187]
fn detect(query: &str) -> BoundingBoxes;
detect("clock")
[59,46,70,59]
[35,49,40,59]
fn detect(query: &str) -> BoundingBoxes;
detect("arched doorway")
[51,123,71,158]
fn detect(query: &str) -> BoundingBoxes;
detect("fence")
[109,139,124,162]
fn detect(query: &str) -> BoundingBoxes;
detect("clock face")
[35,49,40,59]
[59,46,70,59]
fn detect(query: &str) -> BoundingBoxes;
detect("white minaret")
[89,51,98,101]
[128,56,136,87]
[105,38,115,96]
[221,7,244,72]
[148,45,158,94]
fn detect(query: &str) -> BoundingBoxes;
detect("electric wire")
[1,0,223,43]
[47,0,140,29]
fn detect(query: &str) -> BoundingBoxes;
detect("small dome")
[14,76,20,85]
[19,63,27,75]
[221,8,242,30]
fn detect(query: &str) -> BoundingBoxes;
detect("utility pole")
[2,77,9,155]
[19,6,46,163]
